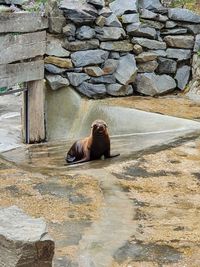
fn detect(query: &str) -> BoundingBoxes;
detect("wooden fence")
[0,12,48,143]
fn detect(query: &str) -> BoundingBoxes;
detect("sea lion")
[65,119,119,164]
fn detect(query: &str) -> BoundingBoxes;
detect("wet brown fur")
[66,119,119,164]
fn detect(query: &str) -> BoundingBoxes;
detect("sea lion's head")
[91,120,108,136]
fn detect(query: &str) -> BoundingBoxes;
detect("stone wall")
[44,0,200,98]
[1,0,199,99]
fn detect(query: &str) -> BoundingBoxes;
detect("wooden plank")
[0,60,44,88]
[27,80,46,143]
[0,31,46,64]
[0,12,48,33]
[0,88,27,96]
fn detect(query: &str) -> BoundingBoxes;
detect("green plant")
[23,0,48,13]
[0,87,8,94]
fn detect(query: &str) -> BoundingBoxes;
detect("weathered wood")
[27,79,46,143]
[0,12,48,33]
[0,31,46,64]
[0,60,44,88]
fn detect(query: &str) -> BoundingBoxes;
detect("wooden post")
[24,79,46,144]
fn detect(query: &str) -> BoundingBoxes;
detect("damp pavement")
[0,94,22,152]
[0,92,200,267]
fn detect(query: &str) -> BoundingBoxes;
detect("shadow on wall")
[46,86,200,141]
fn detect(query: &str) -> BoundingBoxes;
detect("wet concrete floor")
[0,92,200,267]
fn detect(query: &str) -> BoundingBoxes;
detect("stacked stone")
[45,0,137,98]
[134,0,200,96]
[0,0,28,12]
[45,0,200,98]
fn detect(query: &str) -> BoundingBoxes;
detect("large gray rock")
[191,54,200,79]
[0,4,13,12]
[84,66,104,76]
[109,0,138,16]
[46,35,70,58]
[132,37,166,50]
[45,56,73,68]
[194,34,200,52]
[0,206,54,267]
[135,52,157,63]
[63,39,99,51]
[140,19,164,30]
[105,13,122,27]
[128,24,157,39]
[148,49,167,57]
[175,65,191,90]
[77,82,106,98]
[63,23,76,37]
[4,0,27,4]
[60,0,98,24]
[126,23,140,34]
[96,26,126,41]
[161,28,188,35]
[98,6,112,17]
[164,35,195,49]
[140,9,168,22]
[71,49,109,67]
[46,0,66,34]
[67,72,90,86]
[95,15,106,27]
[46,74,70,90]
[137,60,158,73]
[45,64,68,74]
[110,52,120,59]
[133,44,143,55]
[166,48,192,61]
[102,59,119,74]
[187,80,200,102]
[107,83,133,96]
[100,40,133,52]
[136,73,176,96]
[114,54,137,85]
[140,0,167,13]
[165,20,177,29]
[157,57,177,74]
[176,22,200,35]
[168,8,200,24]
[76,26,96,40]
[87,0,105,9]
[90,75,116,84]
[121,14,139,24]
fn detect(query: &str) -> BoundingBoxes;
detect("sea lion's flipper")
[108,153,120,158]
[104,150,120,159]
[66,154,76,163]
[67,156,90,165]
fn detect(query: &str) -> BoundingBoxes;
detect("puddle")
[34,182,92,204]
[2,87,200,168]
[114,240,182,265]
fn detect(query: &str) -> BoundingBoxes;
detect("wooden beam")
[0,88,27,96]
[26,80,46,143]
[0,60,44,88]
[0,12,48,33]
[0,31,46,64]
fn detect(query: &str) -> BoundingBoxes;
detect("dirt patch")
[103,95,200,120]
